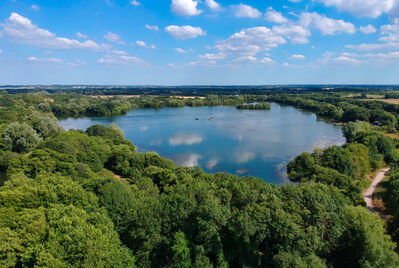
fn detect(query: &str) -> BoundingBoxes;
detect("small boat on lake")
[209,117,214,121]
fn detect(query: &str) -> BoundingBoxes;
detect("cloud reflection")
[206,158,219,169]
[173,153,202,167]
[234,151,256,163]
[169,133,203,146]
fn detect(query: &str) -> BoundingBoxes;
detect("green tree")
[3,122,41,153]
[171,231,192,268]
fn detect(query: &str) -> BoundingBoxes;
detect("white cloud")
[165,25,206,39]
[205,0,221,11]
[315,0,396,18]
[136,40,146,47]
[27,56,84,66]
[0,49,2,54]
[319,52,365,65]
[103,32,125,44]
[299,12,356,35]
[290,54,306,60]
[130,0,141,6]
[76,32,88,39]
[175,48,190,53]
[347,23,399,51]
[168,63,177,67]
[380,23,399,42]
[145,24,159,31]
[171,0,202,16]
[135,40,156,49]
[360,25,377,34]
[97,54,144,64]
[232,3,261,18]
[199,53,225,60]
[272,24,311,44]
[265,7,289,24]
[28,56,63,63]
[0,13,108,50]
[346,42,399,51]
[31,5,39,11]
[260,57,273,63]
[112,49,127,55]
[103,33,123,45]
[216,27,286,56]
[233,55,258,62]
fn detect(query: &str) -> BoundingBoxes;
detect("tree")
[171,232,192,268]
[35,116,63,139]
[342,121,371,143]
[3,122,41,153]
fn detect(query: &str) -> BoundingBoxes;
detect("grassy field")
[360,99,399,104]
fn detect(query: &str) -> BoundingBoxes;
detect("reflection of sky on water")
[59,103,345,185]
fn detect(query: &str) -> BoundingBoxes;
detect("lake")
[59,103,345,184]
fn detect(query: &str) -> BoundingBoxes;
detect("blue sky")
[0,0,399,85]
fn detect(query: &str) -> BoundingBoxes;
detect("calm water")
[59,103,345,184]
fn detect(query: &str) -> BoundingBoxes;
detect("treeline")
[236,103,271,110]
[267,94,399,129]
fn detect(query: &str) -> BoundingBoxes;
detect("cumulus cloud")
[130,0,141,6]
[165,25,206,39]
[0,13,108,50]
[135,40,156,49]
[103,32,125,44]
[175,48,190,53]
[272,24,311,44]
[315,0,396,18]
[360,25,377,34]
[265,7,289,24]
[171,0,202,16]
[290,54,306,60]
[347,22,399,51]
[216,27,286,56]
[205,0,221,11]
[232,3,262,18]
[299,12,356,35]
[145,24,159,31]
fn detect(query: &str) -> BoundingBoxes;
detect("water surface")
[59,104,345,184]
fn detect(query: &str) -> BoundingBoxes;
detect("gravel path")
[364,167,390,213]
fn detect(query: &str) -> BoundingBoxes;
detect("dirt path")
[364,167,390,213]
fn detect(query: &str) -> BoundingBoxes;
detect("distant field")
[360,99,399,104]
[344,94,385,99]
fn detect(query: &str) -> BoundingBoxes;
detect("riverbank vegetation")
[1,90,399,267]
